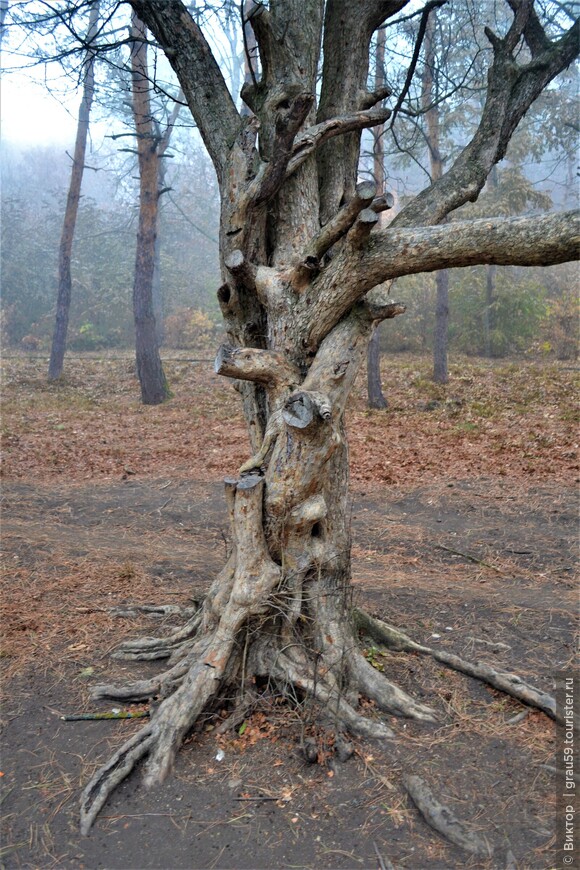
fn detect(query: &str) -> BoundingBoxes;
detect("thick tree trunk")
[131,13,170,405]
[80,0,578,834]
[48,1,99,381]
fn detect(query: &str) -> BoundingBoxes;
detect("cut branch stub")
[225,249,257,290]
[371,192,395,214]
[215,344,300,406]
[359,84,393,110]
[282,390,332,429]
[348,207,379,246]
[307,179,377,262]
[288,179,378,292]
[364,300,406,324]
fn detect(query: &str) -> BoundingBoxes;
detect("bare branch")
[394,11,580,228]
[388,0,448,130]
[287,107,391,179]
[127,0,241,184]
[302,210,579,349]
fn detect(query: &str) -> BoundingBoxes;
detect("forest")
[1,2,579,869]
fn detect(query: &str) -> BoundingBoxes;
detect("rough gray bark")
[80,0,580,834]
[47,1,99,381]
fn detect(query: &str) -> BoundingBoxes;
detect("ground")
[1,352,578,869]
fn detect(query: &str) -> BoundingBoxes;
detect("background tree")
[47,0,100,380]
[77,0,578,834]
[129,11,170,404]
[421,6,449,383]
[366,25,392,409]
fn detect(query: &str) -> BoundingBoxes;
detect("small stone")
[228,778,243,791]
[334,735,354,762]
[301,737,318,764]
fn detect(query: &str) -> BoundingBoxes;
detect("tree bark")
[80,1,580,833]
[47,1,99,381]
[131,12,170,405]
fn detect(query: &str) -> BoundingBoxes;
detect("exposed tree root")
[80,725,156,835]
[404,774,492,857]
[112,610,203,661]
[110,603,199,619]
[348,650,436,722]
[81,469,560,837]
[270,650,395,739]
[354,608,559,722]
[91,658,190,702]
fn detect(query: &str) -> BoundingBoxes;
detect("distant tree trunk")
[483,167,499,357]
[422,12,449,384]
[150,96,181,349]
[367,25,388,409]
[433,268,449,380]
[47,1,99,380]
[130,12,170,404]
[367,325,387,408]
[151,229,164,346]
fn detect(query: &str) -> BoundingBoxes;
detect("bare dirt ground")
[1,353,578,869]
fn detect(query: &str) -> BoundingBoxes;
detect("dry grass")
[1,352,578,487]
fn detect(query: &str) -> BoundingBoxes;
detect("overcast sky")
[1,70,81,146]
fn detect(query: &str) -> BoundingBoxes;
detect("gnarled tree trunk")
[80,0,579,834]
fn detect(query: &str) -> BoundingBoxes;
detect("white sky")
[1,71,80,146]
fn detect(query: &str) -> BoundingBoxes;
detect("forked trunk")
[79,0,577,834]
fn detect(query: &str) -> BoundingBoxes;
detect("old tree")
[81,0,579,833]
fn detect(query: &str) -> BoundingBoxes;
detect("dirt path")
[1,476,576,869]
